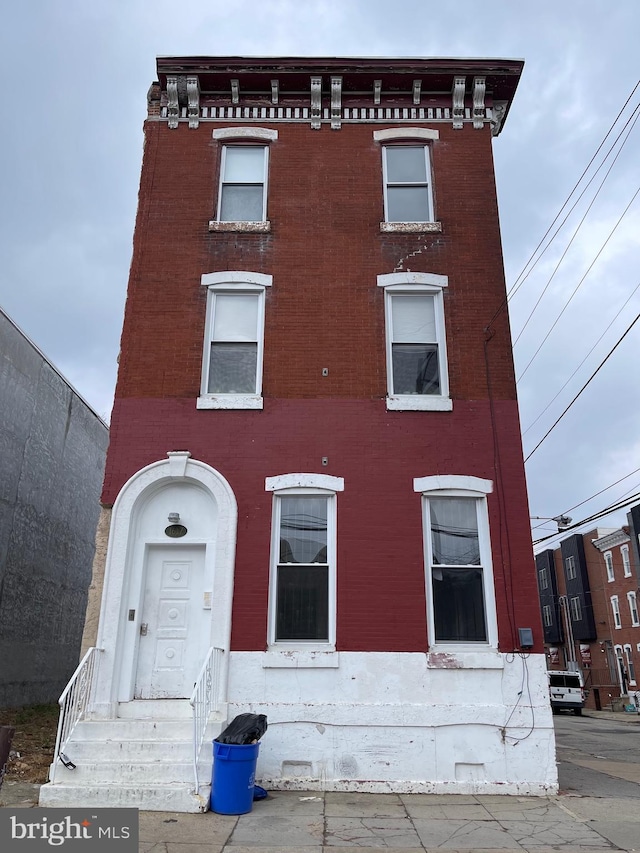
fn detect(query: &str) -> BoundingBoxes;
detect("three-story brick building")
[41,56,557,811]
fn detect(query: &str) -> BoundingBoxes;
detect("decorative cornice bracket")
[331,76,342,130]
[452,76,465,130]
[230,79,239,105]
[167,76,179,129]
[490,100,508,136]
[187,76,200,128]
[310,76,322,130]
[413,79,422,105]
[473,76,486,129]
[271,79,279,104]
[373,79,382,105]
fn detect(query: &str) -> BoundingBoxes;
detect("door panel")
[134,545,205,699]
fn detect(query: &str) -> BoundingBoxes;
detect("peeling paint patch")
[427,652,460,668]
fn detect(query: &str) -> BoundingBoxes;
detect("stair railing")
[50,646,103,784]
[190,646,224,794]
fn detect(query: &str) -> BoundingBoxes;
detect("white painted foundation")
[227,650,558,795]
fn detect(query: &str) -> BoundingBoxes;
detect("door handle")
[140,623,148,636]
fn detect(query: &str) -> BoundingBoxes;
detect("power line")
[486,81,640,331]
[532,491,640,547]
[522,280,640,437]
[517,180,640,379]
[524,310,640,461]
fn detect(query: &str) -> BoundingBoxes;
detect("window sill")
[380,221,442,234]
[209,220,271,233]
[197,394,263,410]
[427,649,503,669]
[262,648,339,669]
[386,395,453,411]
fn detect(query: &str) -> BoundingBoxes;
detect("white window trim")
[570,596,582,622]
[611,594,622,629]
[628,591,640,627]
[265,473,341,658]
[624,644,636,686]
[378,273,451,411]
[414,475,497,651]
[374,128,440,232]
[212,130,278,228]
[565,555,576,580]
[621,544,632,577]
[539,568,549,590]
[605,550,615,582]
[197,271,271,410]
[543,604,552,627]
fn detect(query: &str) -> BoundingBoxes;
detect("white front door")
[134,544,205,699]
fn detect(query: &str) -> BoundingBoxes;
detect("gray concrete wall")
[0,310,109,707]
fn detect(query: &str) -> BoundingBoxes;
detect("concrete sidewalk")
[2,784,640,851]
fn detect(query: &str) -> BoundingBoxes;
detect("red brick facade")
[103,57,539,655]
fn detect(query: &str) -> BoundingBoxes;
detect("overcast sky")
[1,1,638,543]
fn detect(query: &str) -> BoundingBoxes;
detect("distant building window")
[624,645,636,685]
[543,604,553,627]
[570,596,581,622]
[621,545,632,577]
[628,591,639,627]
[538,567,549,590]
[611,595,622,629]
[565,555,576,580]
[604,551,614,582]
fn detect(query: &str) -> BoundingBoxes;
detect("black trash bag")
[215,713,268,745]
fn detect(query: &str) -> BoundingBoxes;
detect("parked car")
[548,670,585,715]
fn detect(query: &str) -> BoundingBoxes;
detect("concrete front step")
[39,782,211,812]
[39,709,225,812]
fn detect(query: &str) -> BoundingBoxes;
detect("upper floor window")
[382,146,433,222]
[570,596,582,622]
[378,273,451,412]
[611,595,622,629]
[628,591,639,627]
[543,604,553,627]
[565,555,576,580]
[197,271,271,410]
[621,544,632,577]
[414,475,496,648]
[373,128,439,232]
[604,550,614,582]
[266,474,343,649]
[538,567,549,590]
[211,128,277,231]
[218,145,268,221]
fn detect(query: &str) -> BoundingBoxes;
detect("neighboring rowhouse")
[41,55,556,812]
[535,506,640,710]
[0,308,108,707]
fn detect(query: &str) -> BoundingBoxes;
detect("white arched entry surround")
[91,452,237,718]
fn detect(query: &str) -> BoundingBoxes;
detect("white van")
[548,670,585,715]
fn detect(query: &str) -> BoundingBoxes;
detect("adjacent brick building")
[41,56,557,811]
[537,508,640,711]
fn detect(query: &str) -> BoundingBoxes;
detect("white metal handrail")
[50,646,102,784]
[189,646,224,794]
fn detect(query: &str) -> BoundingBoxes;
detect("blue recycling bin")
[211,741,260,814]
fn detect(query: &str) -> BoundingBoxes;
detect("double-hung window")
[266,474,343,650]
[570,596,582,622]
[218,146,268,221]
[383,146,433,222]
[621,544,632,577]
[373,128,439,232]
[378,273,451,411]
[605,551,614,582]
[198,271,271,409]
[565,555,576,580]
[538,568,548,591]
[211,128,277,230]
[611,595,622,629]
[543,604,553,627]
[628,591,639,627]
[415,475,497,647]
